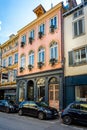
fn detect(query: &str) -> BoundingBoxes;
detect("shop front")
[0,86,16,102]
[65,74,87,107]
[16,69,63,110]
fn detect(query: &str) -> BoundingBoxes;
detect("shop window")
[19,81,26,102]
[75,86,87,101]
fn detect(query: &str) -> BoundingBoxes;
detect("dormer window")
[73,9,84,37]
[50,16,57,33]
[38,24,45,39]
[73,9,83,19]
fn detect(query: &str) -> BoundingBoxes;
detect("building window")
[73,9,84,37]
[75,86,87,101]
[68,46,87,66]
[29,30,34,39]
[15,42,18,47]
[8,56,12,66]
[38,24,45,39]
[13,70,18,81]
[21,35,26,47]
[29,30,34,44]
[73,9,83,19]
[19,81,26,102]
[14,53,18,64]
[29,51,34,66]
[50,42,58,60]
[38,48,45,63]
[73,19,84,37]
[50,16,58,32]
[20,55,25,68]
[2,59,7,67]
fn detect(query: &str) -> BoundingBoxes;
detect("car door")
[28,101,38,117]
[80,104,87,123]
[68,103,82,121]
[0,101,3,111]
[22,102,30,115]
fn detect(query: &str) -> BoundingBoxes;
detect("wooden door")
[49,84,59,110]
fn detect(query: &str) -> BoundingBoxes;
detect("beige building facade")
[63,1,87,106]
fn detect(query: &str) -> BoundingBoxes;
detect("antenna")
[51,0,53,8]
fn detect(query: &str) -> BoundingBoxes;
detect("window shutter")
[86,46,87,62]
[68,51,74,66]
[54,16,57,28]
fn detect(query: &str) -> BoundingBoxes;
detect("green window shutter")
[86,46,87,62]
[68,51,74,66]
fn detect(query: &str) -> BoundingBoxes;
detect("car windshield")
[8,101,16,105]
[36,102,48,107]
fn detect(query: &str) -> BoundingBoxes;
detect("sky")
[0,0,81,44]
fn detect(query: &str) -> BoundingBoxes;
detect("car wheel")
[38,112,44,120]
[18,109,23,116]
[62,115,72,125]
[6,108,9,113]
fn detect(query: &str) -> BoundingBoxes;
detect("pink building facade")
[16,2,64,110]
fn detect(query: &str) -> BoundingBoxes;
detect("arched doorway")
[19,81,26,102]
[37,78,45,102]
[27,80,34,101]
[49,77,59,110]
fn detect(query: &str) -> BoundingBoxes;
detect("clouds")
[0,21,2,31]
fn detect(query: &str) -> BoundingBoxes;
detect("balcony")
[28,64,33,71]
[29,37,33,44]
[37,62,44,69]
[50,25,55,33]
[20,67,24,72]
[38,32,43,39]
[49,58,57,66]
[21,41,25,47]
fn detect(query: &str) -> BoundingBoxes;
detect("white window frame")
[38,48,45,63]
[74,47,87,64]
[39,23,45,35]
[20,55,25,68]
[50,15,58,29]
[3,59,7,67]
[21,35,26,43]
[73,18,85,37]
[14,53,18,63]
[50,43,58,60]
[29,29,34,39]
[8,56,12,66]
[29,52,34,65]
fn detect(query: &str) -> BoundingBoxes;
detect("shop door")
[49,84,59,110]
[38,86,45,102]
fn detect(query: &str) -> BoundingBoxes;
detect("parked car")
[61,101,87,125]
[18,101,59,120]
[0,100,19,113]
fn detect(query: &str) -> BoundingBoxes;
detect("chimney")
[9,34,15,39]
[67,0,77,9]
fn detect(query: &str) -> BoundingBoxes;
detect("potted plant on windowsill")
[21,41,25,47]
[38,32,43,39]
[20,67,24,72]
[28,64,33,70]
[49,58,57,66]
[50,25,55,33]
[29,37,33,44]
[38,62,44,69]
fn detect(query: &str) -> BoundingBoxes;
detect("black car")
[18,101,59,120]
[0,100,18,113]
[61,101,87,125]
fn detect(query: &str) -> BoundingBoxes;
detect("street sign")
[2,73,8,79]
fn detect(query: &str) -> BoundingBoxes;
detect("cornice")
[18,2,63,34]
